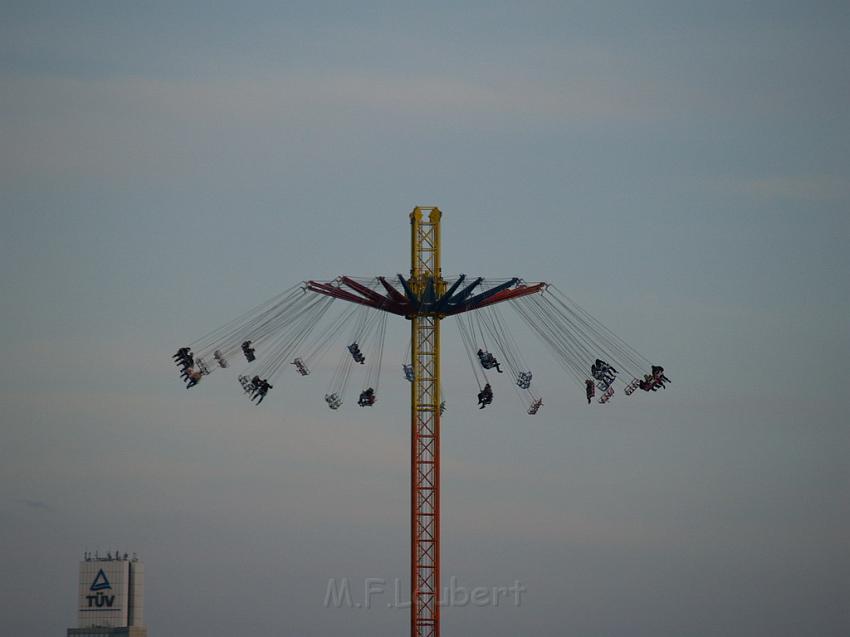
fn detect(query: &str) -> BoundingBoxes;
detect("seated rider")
[253,380,273,405]
[595,359,617,379]
[596,359,616,372]
[643,368,666,390]
[349,343,365,364]
[242,340,256,361]
[484,384,493,403]
[477,383,493,409]
[477,349,503,373]
[185,369,202,389]
[358,388,376,406]
[651,365,671,384]
[251,380,263,399]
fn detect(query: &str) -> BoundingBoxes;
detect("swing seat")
[325,393,343,410]
[292,358,310,376]
[238,375,255,394]
[516,371,533,389]
[598,386,615,404]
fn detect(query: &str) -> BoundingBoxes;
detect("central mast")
[409,207,444,637]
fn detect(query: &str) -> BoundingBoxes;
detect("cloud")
[15,498,52,511]
[738,175,850,202]
[0,64,666,179]
[0,67,658,129]
[697,174,850,203]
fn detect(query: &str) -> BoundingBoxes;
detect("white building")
[67,552,147,637]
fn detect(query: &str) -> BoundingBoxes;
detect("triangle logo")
[90,569,112,592]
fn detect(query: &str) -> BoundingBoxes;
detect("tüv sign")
[77,559,130,628]
[86,569,116,608]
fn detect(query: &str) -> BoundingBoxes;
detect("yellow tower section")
[409,207,444,637]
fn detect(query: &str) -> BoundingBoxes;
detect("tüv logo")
[86,569,116,609]
[90,569,112,592]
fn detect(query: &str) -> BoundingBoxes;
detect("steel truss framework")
[306,208,546,637]
[409,209,443,637]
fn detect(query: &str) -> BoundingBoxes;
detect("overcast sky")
[1,2,848,636]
